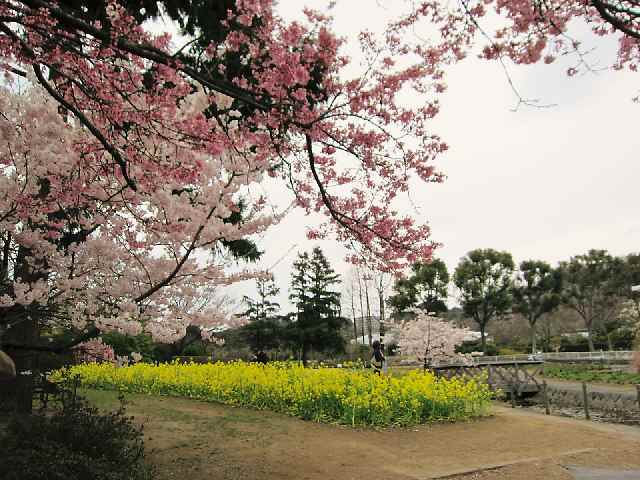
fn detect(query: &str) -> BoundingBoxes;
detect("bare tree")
[363,273,373,346]
[374,271,392,325]
[342,269,361,342]
[355,266,366,344]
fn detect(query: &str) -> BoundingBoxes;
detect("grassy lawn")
[79,388,273,433]
[542,363,640,385]
[80,388,124,410]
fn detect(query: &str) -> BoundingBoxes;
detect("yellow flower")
[59,361,491,427]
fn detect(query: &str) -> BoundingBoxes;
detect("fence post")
[542,380,550,415]
[510,384,516,408]
[635,384,640,410]
[582,382,590,420]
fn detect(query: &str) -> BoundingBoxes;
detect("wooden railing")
[478,351,635,364]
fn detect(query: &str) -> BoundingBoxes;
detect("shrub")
[101,332,155,362]
[497,347,522,356]
[0,396,153,480]
[182,342,207,356]
[456,340,498,356]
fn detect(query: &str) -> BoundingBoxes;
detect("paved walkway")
[565,466,640,480]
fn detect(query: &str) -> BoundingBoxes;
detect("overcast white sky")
[168,1,640,314]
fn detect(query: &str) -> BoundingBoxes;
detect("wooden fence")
[537,382,640,423]
[478,351,635,364]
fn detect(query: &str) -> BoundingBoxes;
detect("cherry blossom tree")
[1,0,639,397]
[0,83,266,348]
[0,0,445,367]
[73,338,116,364]
[396,311,471,366]
[382,1,640,105]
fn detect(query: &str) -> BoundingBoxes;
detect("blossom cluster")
[396,310,472,365]
[73,338,116,364]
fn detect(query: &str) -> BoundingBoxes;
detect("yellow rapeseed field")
[54,361,492,426]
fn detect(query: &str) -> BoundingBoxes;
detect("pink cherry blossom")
[396,311,471,365]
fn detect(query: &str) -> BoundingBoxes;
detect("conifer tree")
[288,248,344,365]
[240,277,281,353]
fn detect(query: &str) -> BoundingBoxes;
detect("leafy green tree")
[152,325,206,361]
[618,254,640,349]
[239,277,282,353]
[559,249,624,352]
[388,259,449,315]
[288,248,345,365]
[454,249,514,354]
[101,332,155,361]
[512,260,562,353]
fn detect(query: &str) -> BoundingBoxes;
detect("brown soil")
[99,393,640,480]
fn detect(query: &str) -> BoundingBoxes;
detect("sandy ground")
[85,391,640,480]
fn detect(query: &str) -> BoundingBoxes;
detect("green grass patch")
[543,363,640,385]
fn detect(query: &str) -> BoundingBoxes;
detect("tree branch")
[3,326,99,353]
[31,63,138,191]
[16,0,269,111]
[591,0,640,39]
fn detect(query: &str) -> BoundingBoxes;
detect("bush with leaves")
[101,332,156,362]
[0,396,153,480]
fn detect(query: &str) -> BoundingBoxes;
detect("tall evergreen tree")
[288,248,344,365]
[243,277,281,322]
[240,277,281,353]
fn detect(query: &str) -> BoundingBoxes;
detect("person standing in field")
[371,340,385,375]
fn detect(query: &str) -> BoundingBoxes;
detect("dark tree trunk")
[5,244,48,412]
[530,321,537,354]
[364,280,372,347]
[586,322,595,352]
[301,343,308,367]
[3,315,39,413]
[353,318,358,343]
[480,325,486,355]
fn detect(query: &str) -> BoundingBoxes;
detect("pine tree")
[288,248,344,365]
[240,277,281,353]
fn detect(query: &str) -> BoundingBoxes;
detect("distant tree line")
[387,249,640,354]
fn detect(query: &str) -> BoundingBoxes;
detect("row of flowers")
[54,361,492,426]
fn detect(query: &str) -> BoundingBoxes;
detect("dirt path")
[86,391,640,480]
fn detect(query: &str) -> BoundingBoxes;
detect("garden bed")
[54,361,491,427]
